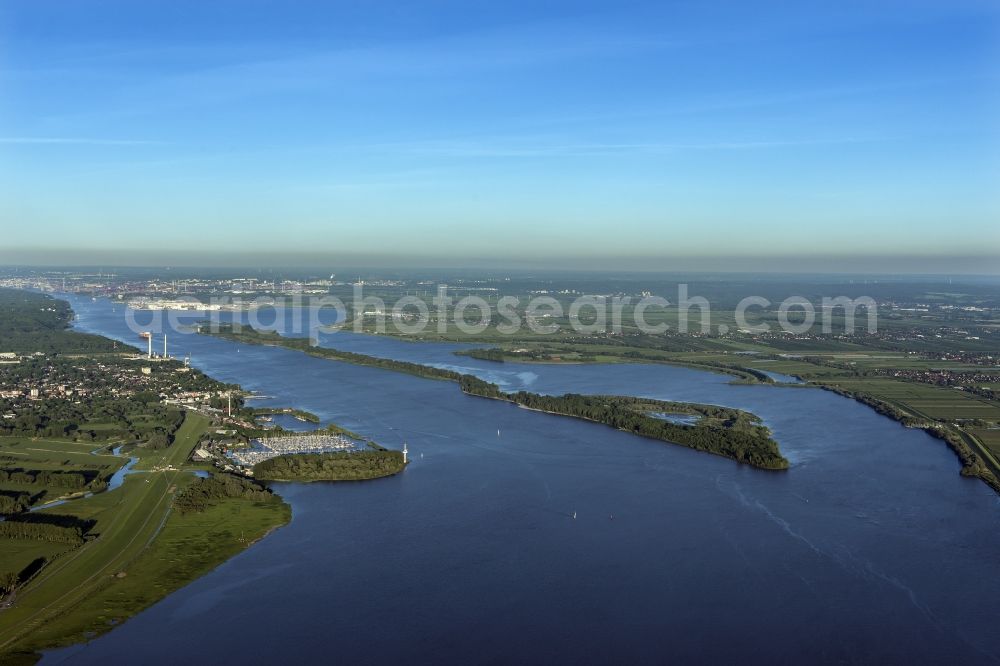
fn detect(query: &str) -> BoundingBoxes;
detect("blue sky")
[0,0,997,271]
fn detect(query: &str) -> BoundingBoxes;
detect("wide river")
[45,297,1000,664]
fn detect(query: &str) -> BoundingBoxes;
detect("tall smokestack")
[164,334,168,359]
[147,334,152,359]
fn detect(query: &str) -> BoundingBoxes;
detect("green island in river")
[207,325,790,470]
[254,450,407,482]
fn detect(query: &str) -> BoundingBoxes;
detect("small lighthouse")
[402,442,408,464]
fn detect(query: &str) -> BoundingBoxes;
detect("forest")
[0,521,85,545]
[0,289,118,354]
[460,381,789,470]
[253,450,406,481]
[173,474,277,514]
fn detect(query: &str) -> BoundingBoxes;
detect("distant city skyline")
[1,1,997,273]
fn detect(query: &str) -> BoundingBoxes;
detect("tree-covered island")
[206,324,789,470]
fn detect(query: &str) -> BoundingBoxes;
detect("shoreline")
[206,325,789,470]
[0,294,298,659]
[345,328,997,492]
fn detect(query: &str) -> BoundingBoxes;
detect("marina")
[227,433,356,469]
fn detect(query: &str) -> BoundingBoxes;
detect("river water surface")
[44,298,1000,664]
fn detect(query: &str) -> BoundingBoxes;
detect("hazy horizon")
[1,249,999,276]
[1,1,997,272]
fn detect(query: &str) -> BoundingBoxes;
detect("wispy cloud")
[0,137,161,146]
[352,135,884,159]
[27,22,689,119]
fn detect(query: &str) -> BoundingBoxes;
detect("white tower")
[163,334,168,359]
[147,334,152,359]
[402,442,408,464]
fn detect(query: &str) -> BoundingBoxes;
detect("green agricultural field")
[0,540,76,584]
[0,437,124,510]
[745,359,854,378]
[970,429,1000,460]
[819,378,1000,422]
[0,437,124,468]
[907,399,1000,421]
[0,412,291,659]
[0,414,207,650]
[10,487,289,654]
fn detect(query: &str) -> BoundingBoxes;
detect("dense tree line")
[252,407,321,423]
[173,474,275,513]
[820,386,920,426]
[932,427,1000,491]
[457,343,772,383]
[606,396,750,422]
[212,325,464,382]
[0,557,47,596]
[0,521,84,544]
[0,471,108,514]
[253,450,405,481]
[1,570,19,595]
[10,512,95,529]
[618,352,774,383]
[461,383,789,470]
[460,348,506,362]
[0,289,119,354]
[0,469,92,489]
[458,374,504,398]
[821,385,1000,491]
[0,491,33,514]
[460,347,599,363]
